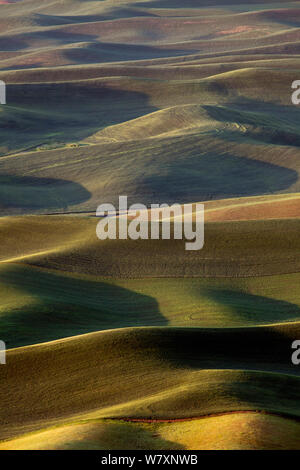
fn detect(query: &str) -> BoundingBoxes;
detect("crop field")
[0,0,300,451]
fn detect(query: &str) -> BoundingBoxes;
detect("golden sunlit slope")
[2,262,300,348]
[122,192,300,222]
[0,66,300,214]
[1,107,300,213]
[0,215,300,277]
[0,324,300,441]
[204,193,300,221]
[84,104,223,142]
[2,413,300,450]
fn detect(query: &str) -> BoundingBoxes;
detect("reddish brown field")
[205,195,300,222]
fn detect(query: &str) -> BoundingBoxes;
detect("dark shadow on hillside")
[0,265,167,348]
[199,288,300,324]
[2,63,44,71]
[126,323,300,418]
[34,9,158,27]
[63,42,193,65]
[34,14,109,27]
[8,82,158,140]
[116,96,300,205]
[136,0,261,7]
[120,323,300,376]
[0,36,27,52]
[68,422,184,450]
[0,26,194,63]
[203,101,300,148]
[0,84,158,160]
[0,175,91,211]
[131,148,298,205]
[0,30,100,53]
[255,10,300,28]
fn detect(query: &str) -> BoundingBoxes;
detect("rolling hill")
[0,0,300,451]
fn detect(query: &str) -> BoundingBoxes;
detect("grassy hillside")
[1,125,300,213]
[1,324,300,440]
[2,413,300,450]
[2,262,300,348]
[2,216,300,277]
[1,0,300,450]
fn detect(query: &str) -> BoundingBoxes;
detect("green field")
[0,0,300,450]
